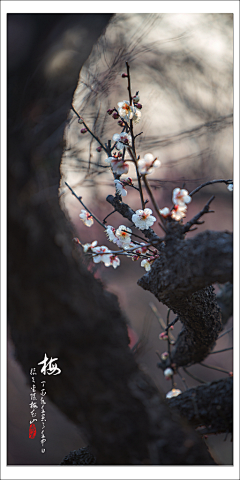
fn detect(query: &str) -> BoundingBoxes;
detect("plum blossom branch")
[126,62,136,157]
[71,105,109,155]
[127,147,145,210]
[65,182,106,228]
[189,179,233,197]
[106,194,163,246]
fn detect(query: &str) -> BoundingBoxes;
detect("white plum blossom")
[112,132,132,150]
[132,208,156,230]
[115,225,132,248]
[227,183,233,192]
[117,100,135,120]
[110,157,129,175]
[79,209,94,227]
[91,245,120,269]
[166,388,182,399]
[138,153,161,175]
[114,179,127,196]
[105,225,119,244]
[141,258,152,272]
[105,156,114,165]
[117,101,141,123]
[132,108,141,124]
[159,207,171,218]
[135,243,148,255]
[109,255,121,269]
[172,188,192,206]
[164,367,174,379]
[82,240,98,252]
[171,204,187,221]
[91,245,112,265]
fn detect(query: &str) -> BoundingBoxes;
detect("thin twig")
[217,327,233,339]
[127,147,145,210]
[88,105,101,171]
[165,316,179,332]
[182,196,215,233]
[149,303,175,343]
[209,347,233,354]
[199,362,230,374]
[182,367,206,384]
[102,209,117,224]
[190,179,233,197]
[65,182,106,228]
[134,131,143,139]
[177,371,189,390]
[71,105,108,154]
[126,62,136,158]
[142,175,167,233]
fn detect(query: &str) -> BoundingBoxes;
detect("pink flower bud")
[118,120,125,127]
[117,152,123,157]
[112,112,119,119]
[81,128,87,134]
[170,325,174,330]
[121,73,128,78]
[159,332,168,340]
[135,103,142,109]
[229,371,233,377]
[107,109,114,115]
[96,146,102,152]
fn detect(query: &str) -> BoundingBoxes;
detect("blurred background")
[8,13,233,465]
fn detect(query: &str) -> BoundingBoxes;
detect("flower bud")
[121,73,128,78]
[126,177,133,185]
[81,128,87,134]
[159,332,168,340]
[78,117,84,124]
[135,103,142,109]
[161,351,169,361]
[107,109,114,115]
[112,112,119,119]
[96,146,102,152]
[132,93,140,103]
[118,120,125,127]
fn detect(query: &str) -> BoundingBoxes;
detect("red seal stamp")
[29,423,36,439]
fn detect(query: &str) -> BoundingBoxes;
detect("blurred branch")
[167,377,233,434]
